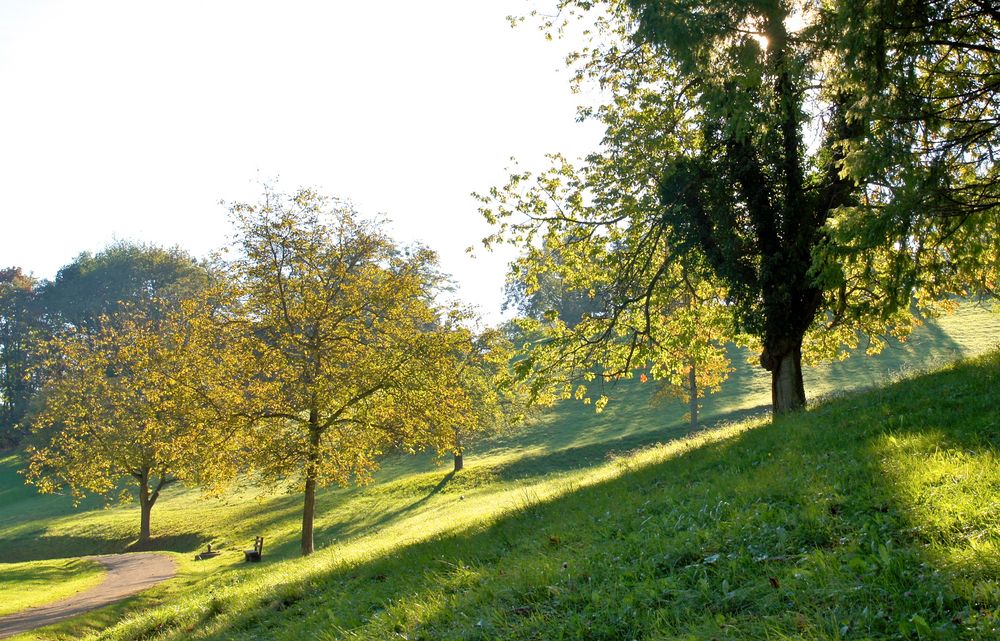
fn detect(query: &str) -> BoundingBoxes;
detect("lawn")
[0,303,997,640]
[0,558,104,617]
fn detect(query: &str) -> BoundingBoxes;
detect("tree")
[25,296,239,543]
[484,0,984,415]
[226,187,469,556]
[2,244,206,448]
[499,222,732,429]
[647,271,733,431]
[437,327,527,472]
[42,241,206,331]
[504,246,606,327]
[0,268,44,447]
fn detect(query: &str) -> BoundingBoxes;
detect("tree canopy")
[24,296,240,542]
[829,0,999,303]
[225,187,472,555]
[2,244,208,448]
[481,0,997,415]
[42,241,206,331]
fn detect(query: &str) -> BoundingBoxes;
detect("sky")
[0,0,603,322]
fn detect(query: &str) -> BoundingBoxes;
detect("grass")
[0,303,997,639]
[0,558,105,617]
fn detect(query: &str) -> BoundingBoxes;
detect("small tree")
[489,170,736,428]
[440,327,527,472]
[227,187,469,556]
[648,272,732,431]
[25,298,238,543]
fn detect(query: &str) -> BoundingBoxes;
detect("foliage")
[647,276,734,428]
[480,138,737,418]
[482,0,995,414]
[504,246,605,327]
[1,244,209,449]
[224,186,472,555]
[41,241,207,331]
[830,0,999,303]
[0,268,44,447]
[24,296,240,542]
[431,326,531,470]
[502,241,734,428]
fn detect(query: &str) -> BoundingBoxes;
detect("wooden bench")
[244,536,264,562]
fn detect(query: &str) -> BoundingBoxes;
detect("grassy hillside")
[0,305,997,639]
[0,558,104,617]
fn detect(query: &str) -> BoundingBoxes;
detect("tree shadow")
[484,402,771,483]
[292,403,771,557]
[814,315,968,395]
[103,352,999,640]
[0,535,134,564]
[125,533,205,553]
[1,532,212,563]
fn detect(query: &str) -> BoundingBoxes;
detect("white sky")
[0,0,602,322]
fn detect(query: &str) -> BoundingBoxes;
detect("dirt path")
[0,553,176,639]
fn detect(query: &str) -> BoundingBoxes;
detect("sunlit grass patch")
[0,557,105,617]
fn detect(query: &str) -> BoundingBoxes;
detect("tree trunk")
[138,474,152,543]
[762,339,806,414]
[302,404,321,556]
[453,426,464,472]
[134,469,171,545]
[688,360,698,431]
[301,472,317,556]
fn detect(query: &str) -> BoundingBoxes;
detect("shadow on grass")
[0,535,134,564]
[291,404,773,558]
[125,533,206,554]
[0,558,96,584]
[103,352,1000,641]
[486,402,771,482]
[1,532,211,563]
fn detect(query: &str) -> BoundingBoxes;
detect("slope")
[0,305,996,640]
[77,351,999,641]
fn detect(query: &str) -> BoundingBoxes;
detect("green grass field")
[0,558,104,617]
[0,304,997,640]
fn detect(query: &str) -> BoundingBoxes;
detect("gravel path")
[0,553,176,639]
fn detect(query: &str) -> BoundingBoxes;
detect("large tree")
[226,187,470,555]
[484,0,992,414]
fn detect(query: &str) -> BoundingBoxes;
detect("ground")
[0,554,174,639]
[0,304,997,640]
